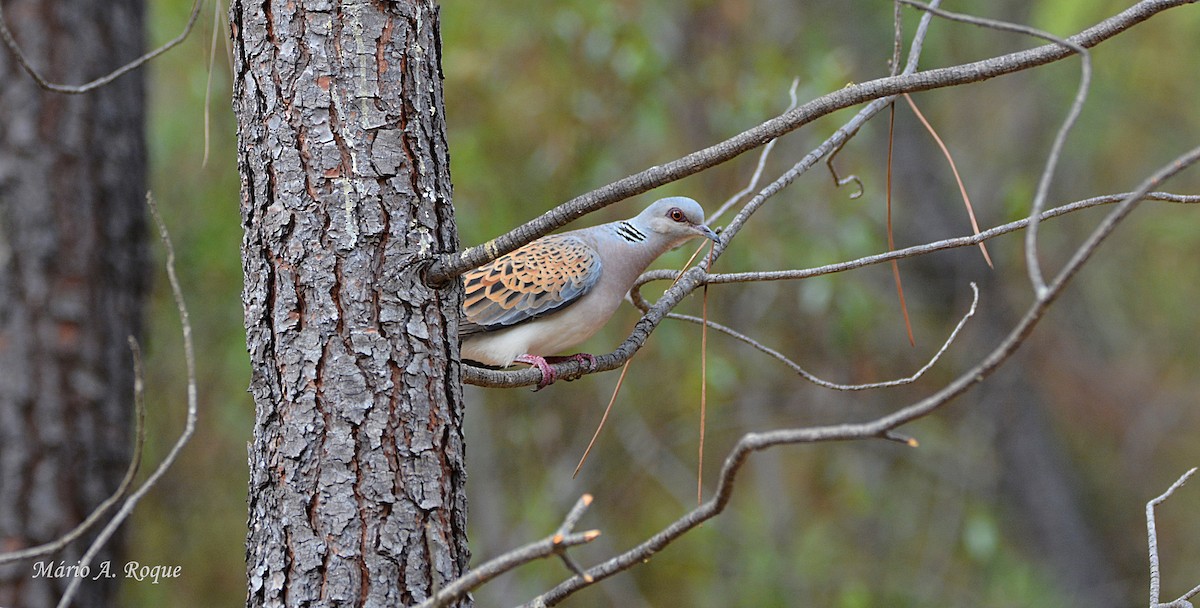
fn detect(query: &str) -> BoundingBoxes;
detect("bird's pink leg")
[514,354,556,391]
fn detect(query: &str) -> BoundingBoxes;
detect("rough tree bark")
[0,0,147,606]
[231,0,468,605]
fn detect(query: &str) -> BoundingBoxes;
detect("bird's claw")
[567,353,598,373]
[546,353,599,379]
[514,354,556,391]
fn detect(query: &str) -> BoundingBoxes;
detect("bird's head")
[636,196,719,248]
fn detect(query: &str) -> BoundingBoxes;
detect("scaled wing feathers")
[460,234,601,334]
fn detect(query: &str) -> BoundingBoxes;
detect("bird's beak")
[696,225,720,243]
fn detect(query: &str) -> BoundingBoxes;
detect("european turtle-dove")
[460,197,719,389]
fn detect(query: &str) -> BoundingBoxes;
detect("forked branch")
[1147,467,1200,608]
[415,495,601,608]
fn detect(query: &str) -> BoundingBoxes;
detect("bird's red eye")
[668,207,686,222]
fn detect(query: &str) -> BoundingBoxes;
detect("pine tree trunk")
[231,1,468,605]
[0,0,147,606]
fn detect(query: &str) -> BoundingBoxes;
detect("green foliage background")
[126,0,1200,605]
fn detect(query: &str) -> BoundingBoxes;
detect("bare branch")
[416,495,600,608]
[707,77,800,225]
[899,0,1092,297]
[426,0,1192,286]
[658,282,978,391]
[0,340,146,566]
[691,192,1200,286]
[460,261,707,388]
[872,146,1200,434]
[55,194,200,608]
[1148,467,1199,608]
[0,0,205,94]
[202,0,224,168]
[890,0,904,75]
[519,145,1200,606]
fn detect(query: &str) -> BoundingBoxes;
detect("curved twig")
[417,495,600,608]
[661,282,978,391]
[899,0,1093,296]
[0,0,206,94]
[0,340,146,566]
[1147,467,1200,608]
[826,137,865,200]
[825,0,938,202]
[707,78,800,225]
[55,194,200,608]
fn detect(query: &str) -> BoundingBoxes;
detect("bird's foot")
[546,353,598,373]
[515,353,598,391]
[514,354,556,391]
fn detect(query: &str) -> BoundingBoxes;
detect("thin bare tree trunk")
[231,1,468,605]
[0,0,147,606]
